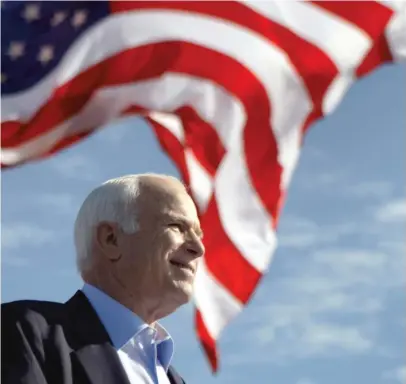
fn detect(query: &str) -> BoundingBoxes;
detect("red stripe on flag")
[121,104,193,191]
[111,0,344,224]
[1,121,27,146]
[311,1,395,79]
[112,0,338,116]
[2,41,283,225]
[202,197,262,304]
[2,2,344,228]
[0,130,97,169]
[301,108,323,135]
[2,43,167,147]
[1,43,241,174]
[356,33,393,78]
[242,87,282,225]
[144,115,191,189]
[176,106,226,177]
[197,194,266,371]
[310,1,393,40]
[196,310,218,372]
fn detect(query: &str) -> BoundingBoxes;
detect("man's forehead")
[141,177,186,196]
[138,185,198,216]
[141,183,189,204]
[139,193,197,217]
[162,210,199,224]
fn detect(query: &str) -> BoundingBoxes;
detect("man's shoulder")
[2,298,67,328]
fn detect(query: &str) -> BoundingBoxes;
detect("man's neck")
[83,278,169,324]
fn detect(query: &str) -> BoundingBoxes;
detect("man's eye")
[169,223,182,230]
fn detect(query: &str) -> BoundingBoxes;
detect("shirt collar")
[82,284,174,370]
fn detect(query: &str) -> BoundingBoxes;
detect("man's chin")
[172,280,193,304]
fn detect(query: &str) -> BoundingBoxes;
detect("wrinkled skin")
[86,175,205,323]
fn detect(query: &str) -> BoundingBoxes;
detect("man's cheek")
[163,233,181,250]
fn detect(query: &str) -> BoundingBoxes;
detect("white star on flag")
[7,42,25,60]
[37,45,54,65]
[71,10,87,28]
[21,4,40,22]
[51,11,67,27]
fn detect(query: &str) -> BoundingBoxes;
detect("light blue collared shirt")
[82,284,174,384]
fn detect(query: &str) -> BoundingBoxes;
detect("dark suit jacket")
[1,291,185,384]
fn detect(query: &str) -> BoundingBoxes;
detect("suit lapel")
[64,291,184,384]
[167,366,184,384]
[73,344,130,384]
[65,291,130,384]
[74,350,182,384]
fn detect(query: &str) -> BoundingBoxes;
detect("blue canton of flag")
[1,1,109,95]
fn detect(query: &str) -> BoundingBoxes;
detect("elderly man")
[2,174,205,384]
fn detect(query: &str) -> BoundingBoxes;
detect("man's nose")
[186,233,205,258]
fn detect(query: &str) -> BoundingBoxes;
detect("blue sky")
[2,63,405,384]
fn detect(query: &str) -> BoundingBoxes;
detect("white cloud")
[231,235,404,362]
[2,223,57,267]
[278,216,333,249]
[297,171,346,191]
[296,173,395,201]
[313,248,387,268]
[2,223,55,250]
[303,145,325,160]
[50,154,100,181]
[375,199,406,223]
[383,365,406,383]
[312,248,388,282]
[36,193,77,216]
[378,240,405,251]
[239,314,375,363]
[300,323,372,354]
[278,233,319,248]
[278,219,324,249]
[346,181,394,199]
[278,215,374,250]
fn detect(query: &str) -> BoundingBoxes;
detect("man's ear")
[95,222,122,262]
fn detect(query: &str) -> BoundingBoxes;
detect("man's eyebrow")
[164,213,187,222]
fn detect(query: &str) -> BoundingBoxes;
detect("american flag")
[2,0,405,371]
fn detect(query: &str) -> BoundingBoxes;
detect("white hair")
[74,173,183,274]
[74,174,143,273]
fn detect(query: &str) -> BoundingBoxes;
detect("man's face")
[113,184,204,311]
